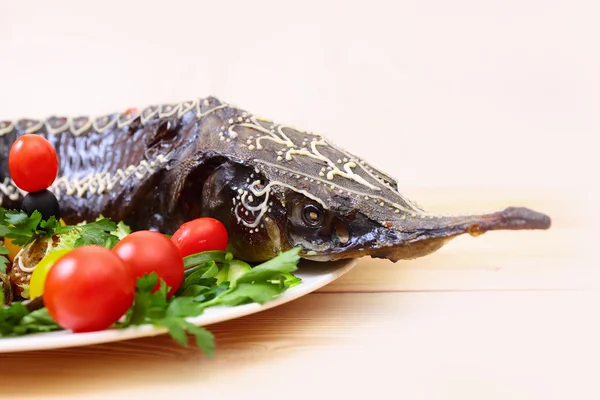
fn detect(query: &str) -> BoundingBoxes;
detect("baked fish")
[0,96,551,263]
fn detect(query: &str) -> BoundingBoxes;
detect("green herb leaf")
[5,210,33,227]
[183,250,232,269]
[84,218,118,233]
[12,308,61,335]
[201,261,219,279]
[0,302,30,336]
[0,256,8,274]
[119,273,215,356]
[197,248,303,309]
[1,208,62,247]
[183,322,215,357]
[0,225,10,237]
[192,282,230,303]
[73,218,120,249]
[208,283,281,306]
[111,221,131,240]
[121,274,161,326]
[157,318,189,347]
[52,229,79,252]
[0,207,9,236]
[181,265,218,290]
[39,216,58,231]
[179,284,211,298]
[235,247,301,285]
[0,303,62,336]
[0,245,9,274]
[282,272,303,288]
[166,297,203,318]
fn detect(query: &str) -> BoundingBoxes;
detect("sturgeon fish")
[0,96,551,263]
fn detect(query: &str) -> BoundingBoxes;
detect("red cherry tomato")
[44,246,135,333]
[171,217,229,258]
[8,134,59,193]
[112,230,184,297]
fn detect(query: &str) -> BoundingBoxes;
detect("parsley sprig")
[0,206,124,250]
[0,209,60,247]
[118,273,216,356]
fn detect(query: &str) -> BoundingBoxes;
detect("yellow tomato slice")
[29,249,71,298]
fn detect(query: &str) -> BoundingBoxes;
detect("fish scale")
[0,96,551,263]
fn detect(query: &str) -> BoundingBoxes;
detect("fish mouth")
[300,206,552,263]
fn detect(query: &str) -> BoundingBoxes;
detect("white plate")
[0,258,358,353]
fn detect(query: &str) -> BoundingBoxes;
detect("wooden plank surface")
[0,187,597,400]
[1,292,598,399]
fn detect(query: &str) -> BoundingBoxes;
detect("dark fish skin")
[0,96,551,263]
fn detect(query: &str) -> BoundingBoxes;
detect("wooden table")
[2,187,597,400]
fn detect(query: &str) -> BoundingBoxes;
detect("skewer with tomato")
[2,133,231,334]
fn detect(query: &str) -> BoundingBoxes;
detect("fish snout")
[497,207,552,230]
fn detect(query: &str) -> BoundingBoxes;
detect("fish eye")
[301,204,324,227]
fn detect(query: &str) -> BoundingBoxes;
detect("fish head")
[223,117,550,263]
[278,188,410,261]
[276,186,551,262]
[178,98,551,263]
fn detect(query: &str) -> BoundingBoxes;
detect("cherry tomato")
[29,249,70,298]
[44,246,135,333]
[112,230,184,297]
[171,218,228,258]
[8,134,59,193]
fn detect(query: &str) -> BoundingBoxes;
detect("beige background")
[1,0,597,190]
[1,1,598,399]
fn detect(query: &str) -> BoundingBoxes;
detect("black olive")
[22,190,61,221]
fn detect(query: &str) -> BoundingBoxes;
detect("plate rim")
[0,258,359,353]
